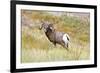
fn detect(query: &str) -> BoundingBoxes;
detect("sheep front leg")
[53,42,56,46]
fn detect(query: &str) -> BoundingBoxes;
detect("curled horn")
[39,20,44,30]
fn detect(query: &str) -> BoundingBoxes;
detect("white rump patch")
[62,34,70,45]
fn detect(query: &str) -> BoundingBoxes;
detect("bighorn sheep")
[40,22,70,50]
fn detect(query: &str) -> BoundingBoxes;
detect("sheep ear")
[50,24,53,27]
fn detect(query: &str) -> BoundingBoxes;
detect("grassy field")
[21,10,90,63]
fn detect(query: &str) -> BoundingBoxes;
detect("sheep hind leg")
[64,43,69,51]
[61,42,69,51]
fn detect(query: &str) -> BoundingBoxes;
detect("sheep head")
[40,21,55,32]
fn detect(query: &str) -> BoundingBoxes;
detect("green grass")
[21,10,90,63]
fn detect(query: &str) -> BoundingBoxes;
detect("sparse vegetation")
[21,10,90,63]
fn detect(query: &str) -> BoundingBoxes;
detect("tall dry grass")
[21,10,90,63]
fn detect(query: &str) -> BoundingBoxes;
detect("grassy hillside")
[21,10,90,63]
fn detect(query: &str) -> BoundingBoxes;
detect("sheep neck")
[45,29,55,42]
